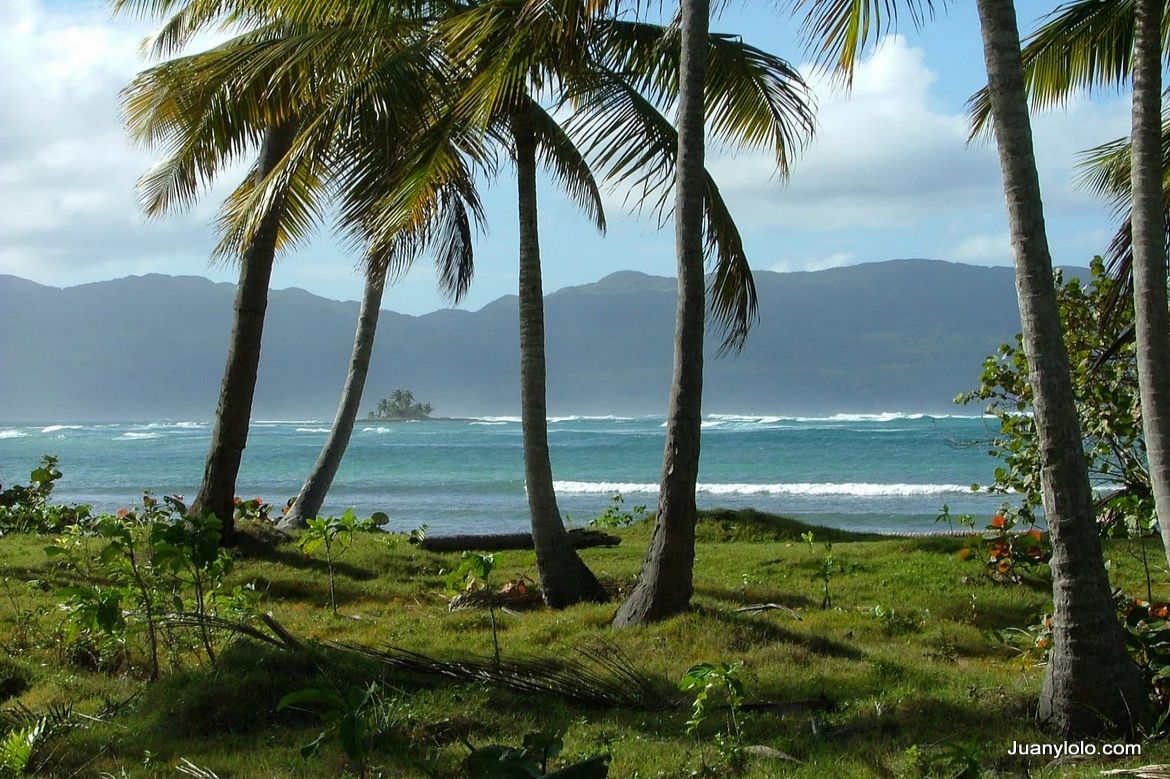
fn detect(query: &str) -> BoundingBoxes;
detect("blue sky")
[1,1,1130,315]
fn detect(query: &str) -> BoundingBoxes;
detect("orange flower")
[1036,638,1051,650]
[253,497,263,505]
[958,548,973,560]
[1025,528,1043,540]
[233,496,242,505]
[990,514,1007,529]
[116,507,130,518]
[996,559,1012,574]
[1151,605,1170,619]
[1027,547,1043,559]
[989,547,1004,560]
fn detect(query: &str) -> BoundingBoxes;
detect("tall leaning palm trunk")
[280,265,386,530]
[512,105,606,607]
[612,0,710,626]
[1130,0,1170,565]
[189,124,295,542]
[976,0,1149,737]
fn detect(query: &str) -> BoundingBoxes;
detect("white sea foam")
[118,432,161,440]
[41,425,85,433]
[472,416,522,424]
[253,420,322,426]
[362,427,393,434]
[0,429,28,439]
[547,415,635,423]
[470,421,508,426]
[553,481,978,497]
[705,412,986,424]
[296,427,332,433]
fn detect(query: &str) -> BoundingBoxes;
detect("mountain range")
[0,259,1070,421]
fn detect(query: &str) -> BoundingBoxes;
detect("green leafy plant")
[802,531,838,609]
[464,728,611,777]
[588,493,646,529]
[0,718,45,777]
[958,260,1152,534]
[958,509,1048,583]
[678,661,747,769]
[278,683,392,778]
[0,456,91,536]
[447,552,501,666]
[295,509,384,616]
[408,523,430,545]
[990,614,1053,669]
[934,504,975,534]
[1120,597,1170,710]
[45,495,253,678]
[866,605,928,636]
[232,496,273,524]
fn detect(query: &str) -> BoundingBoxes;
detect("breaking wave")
[553,481,978,497]
[0,429,28,439]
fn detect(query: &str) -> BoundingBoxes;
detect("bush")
[0,456,91,535]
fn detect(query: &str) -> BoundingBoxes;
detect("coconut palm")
[437,0,813,608]
[974,0,1149,737]
[785,0,1150,737]
[117,0,488,541]
[967,0,1170,566]
[610,0,713,625]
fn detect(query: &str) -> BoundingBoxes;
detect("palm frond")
[968,0,1147,138]
[566,70,758,347]
[529,100,607,233]
[786,0,941,85]
[594,20,815,173]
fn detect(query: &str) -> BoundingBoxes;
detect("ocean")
[0,414,1011,535]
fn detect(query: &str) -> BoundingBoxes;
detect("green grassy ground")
[2,510,1168,777]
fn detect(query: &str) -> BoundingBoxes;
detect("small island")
[367,389,434,420]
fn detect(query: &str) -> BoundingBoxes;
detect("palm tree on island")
[367,390,434,421]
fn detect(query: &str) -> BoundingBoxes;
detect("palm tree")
[966,0,1170,565]
[117,0,487,542]
[289,267,387,526]
[1122,0,1170,565]
[974,0,1148,737]
[186,125,296,542]
[611,0,712,625]
[281,181,480,529]
[441,0,812,609]
[785,0,1150,736]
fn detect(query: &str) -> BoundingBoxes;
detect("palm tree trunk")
[976,0,1149,737]
[189,124,295,543]
[612,0,709,627]
[1130,0,1170,566]
[279,265,386,530]
[511,104,606,608]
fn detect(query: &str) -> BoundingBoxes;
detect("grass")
[2,509,1169,777]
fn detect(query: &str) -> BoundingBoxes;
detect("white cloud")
[951,231,1011,263]
[0,0,247,284]
[708,35,1129,244]
[769,252,854,273]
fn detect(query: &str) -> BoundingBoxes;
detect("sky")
[0,0,1132,315]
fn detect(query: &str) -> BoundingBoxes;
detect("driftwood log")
[417,528,620,553]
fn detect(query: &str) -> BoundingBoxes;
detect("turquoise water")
[0,414,1009,535]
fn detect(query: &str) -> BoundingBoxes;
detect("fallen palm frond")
[166,611,669,709]
[160,612,303,651]
[330,640,672,710]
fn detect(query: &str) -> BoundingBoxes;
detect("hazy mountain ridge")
[0,260,1076,421]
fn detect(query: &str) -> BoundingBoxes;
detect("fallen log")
[417,528,620,553]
